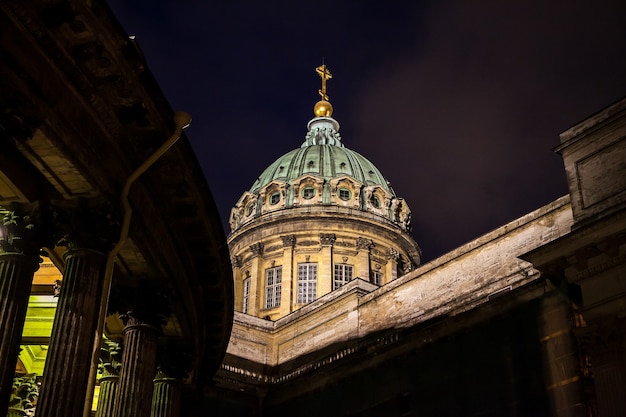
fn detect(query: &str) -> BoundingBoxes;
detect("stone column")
[539,288,588,417]
[319,234,335,296]
[36,248,107,417]
[356,237,374,281]
[0,203,49,413]
[95,340,122,417]
[150,369,182,417]
[35,201,117,417]
[112,311,162,417]
[0,253,39,411]
[280,235,295,314]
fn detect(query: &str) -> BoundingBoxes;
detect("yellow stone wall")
[229,211,420,321]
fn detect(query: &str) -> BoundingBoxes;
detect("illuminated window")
[302,187,315,199]
[242,278,250,314]
[334,264,353,290]
[269,192,280,205]
[297,263,317,304]
[264,266,282,309]
[370,270,382,286]
[339,188,351,201]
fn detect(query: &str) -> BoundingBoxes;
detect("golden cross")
[316,64,332,100]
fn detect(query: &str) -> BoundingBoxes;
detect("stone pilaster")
[112,311,162,417]
[356,237,374,280]
[36,248,107,417]
[0,203,50,414]
[150,369,182,417]
[386,248,400,283]
[95,340,122,417]
[319,234,335,296]
[280,235,295,314]
[248,243,264,316]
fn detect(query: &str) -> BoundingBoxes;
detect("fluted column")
[0,203,49,414]
[36,248,107,417]
[0,254,39,411]
[95,340,121,417]
[113,312,161,417]
[150,369,182,417]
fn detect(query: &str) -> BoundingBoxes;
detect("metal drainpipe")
[83,111,191,417]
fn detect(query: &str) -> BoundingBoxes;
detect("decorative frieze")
[264,244,283,253]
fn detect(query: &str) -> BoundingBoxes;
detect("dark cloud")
[108,0,626,261]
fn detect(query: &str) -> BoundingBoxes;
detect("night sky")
[107,0,626,262]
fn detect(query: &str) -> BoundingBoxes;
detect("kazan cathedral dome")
[227,65,422,320]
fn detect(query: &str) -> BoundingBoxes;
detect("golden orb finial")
[315,63,333,117]
[314,100,333,117]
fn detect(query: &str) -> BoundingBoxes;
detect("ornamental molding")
[250,242,264,256]
[281,234,296,247]
[387,248,400,261]
[320,233,336,246]
[356,237,374,251]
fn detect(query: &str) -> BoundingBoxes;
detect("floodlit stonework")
[228,86,421,320]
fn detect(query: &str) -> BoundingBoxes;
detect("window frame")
[264,266,282,309]
[370,270,382,286]
[242,277,251,314]
[297,262,318,304]
[269,192,281,205]
[302,186,316,200]
[338,188,351,201]
[333,263,354,290]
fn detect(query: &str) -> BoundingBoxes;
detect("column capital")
[53,198,119,253]
[387,248,400,261]
[320,233,336,246]
[281,234,296,247]
[0,201,55,257]
[231,255,242,268]
[250,242,264,257]
[120,310,165,334]
[99,339,122,378]
[8,374,38,413]
[356,237,374,251]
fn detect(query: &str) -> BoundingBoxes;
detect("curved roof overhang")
[0,0,232,388]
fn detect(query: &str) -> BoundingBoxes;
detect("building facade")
[215,70,626,416]
[227,65,421,321]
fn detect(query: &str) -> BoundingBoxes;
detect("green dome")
[230,115,413,235]
[249,117,394,195]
